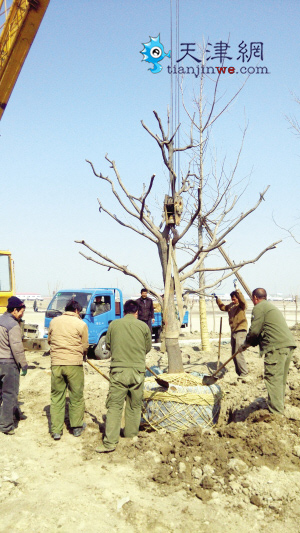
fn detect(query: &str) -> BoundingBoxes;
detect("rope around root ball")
[142,373,222,431]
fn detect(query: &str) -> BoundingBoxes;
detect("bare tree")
[286,92,300,137]
[273,92,300,243]
[175,56,280,348]
[76,106,280,373]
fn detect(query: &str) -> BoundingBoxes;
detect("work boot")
[3,429,15,435]
[17,412,27,421]
[52,433,61,440]
[95,444,115,453]
[241,375,252,383]
[14,410,27,421]
[73,422,86,437]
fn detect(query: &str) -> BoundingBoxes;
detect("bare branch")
[86,159,160,240]
[179,240,281,283]
[178,239,226,274]
[140,175,155,221]
[204,75,249,131]
[214,186,270,243]
[272,214,300,244]
[97,199,157,244]
[75,240,161,300]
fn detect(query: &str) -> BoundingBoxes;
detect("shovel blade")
[155,377,169,388]
[202,375,218,386]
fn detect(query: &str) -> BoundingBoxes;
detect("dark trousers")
[0,363,20,433]
[139,318,152,334]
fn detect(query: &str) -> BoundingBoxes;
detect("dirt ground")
[1,328,300,533]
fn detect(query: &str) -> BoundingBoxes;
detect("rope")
[143,389,220,406]
[142,375,222,432]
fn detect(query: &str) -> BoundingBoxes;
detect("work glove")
[21,368,27,376]
[212,293,217,299]
[237,344,248,353]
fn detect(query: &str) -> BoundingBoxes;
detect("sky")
[1,0,300,298]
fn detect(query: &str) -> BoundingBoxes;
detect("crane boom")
[0,0,50,120]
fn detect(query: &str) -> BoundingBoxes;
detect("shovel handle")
[146,365,159,378]
[217,317,222,369]
[211,347,247,379]
[86,359,110,381]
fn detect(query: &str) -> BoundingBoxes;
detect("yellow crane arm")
[0,0,50,120]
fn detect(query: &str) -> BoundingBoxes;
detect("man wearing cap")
[48,299,89,440]
[240,288,296,415]
[0,296,28,435]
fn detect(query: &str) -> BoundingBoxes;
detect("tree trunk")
[165,279,184,373]
[157,236,184,373]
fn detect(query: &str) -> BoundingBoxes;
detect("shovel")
[146,366,170,388]
[202,348,246,386]
[87,360,170,389]
[217,317,222,370]
[86,359,110,381]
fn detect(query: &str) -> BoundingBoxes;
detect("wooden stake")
[217,317,222,370]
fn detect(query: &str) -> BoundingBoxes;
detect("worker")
[33,299,38,312]
[240,288,296,415]
[214,289,249,377]
[0,296,28,435]
[93,296,110,316]
[48,299,89,440]
[136,288,155,333]
[96,299,152,453]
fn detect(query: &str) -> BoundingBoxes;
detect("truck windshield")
[48,292,93,313]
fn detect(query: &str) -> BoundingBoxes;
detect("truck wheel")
[94,335,110,360]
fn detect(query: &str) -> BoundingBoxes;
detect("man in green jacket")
[241,288,296,415]
[96,299,152,453]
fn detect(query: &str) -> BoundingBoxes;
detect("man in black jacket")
[0,297,28,435]
[136,288,154,333]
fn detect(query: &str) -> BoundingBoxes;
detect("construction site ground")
[1,324,300,533]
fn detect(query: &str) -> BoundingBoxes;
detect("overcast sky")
[1,0,300,297]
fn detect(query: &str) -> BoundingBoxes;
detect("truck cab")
[45,288,188,358]
[44,288,123,358]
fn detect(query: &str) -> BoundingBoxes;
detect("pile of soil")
[1,331,300,532]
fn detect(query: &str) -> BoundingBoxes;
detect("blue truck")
[44,288,188,359]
